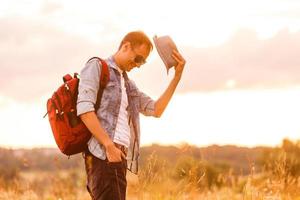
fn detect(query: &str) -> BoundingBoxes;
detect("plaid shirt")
[76,56,156,174]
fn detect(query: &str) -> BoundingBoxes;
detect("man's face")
[122,43,150,72]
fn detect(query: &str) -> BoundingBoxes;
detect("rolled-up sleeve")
[129,81,156,116]
[76,59,102,116]
[139,90,156,116]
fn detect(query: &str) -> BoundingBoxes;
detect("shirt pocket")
[101,81,120,113]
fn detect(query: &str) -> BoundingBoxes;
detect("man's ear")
[121,42,131,52]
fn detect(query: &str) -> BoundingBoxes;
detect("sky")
[1,0,300,148]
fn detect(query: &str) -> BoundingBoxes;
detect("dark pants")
[84,151,127,200]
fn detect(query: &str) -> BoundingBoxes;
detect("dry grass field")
[0,165,299,200]
[1,140,300,200]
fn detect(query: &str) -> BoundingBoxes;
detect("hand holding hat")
[153,35,179,74]
[153,35,185,78]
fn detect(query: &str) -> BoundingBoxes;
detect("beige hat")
[153,35,178,73]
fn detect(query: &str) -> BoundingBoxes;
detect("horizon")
[0,138,295,150]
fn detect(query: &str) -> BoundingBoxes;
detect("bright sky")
[1,0,300,148]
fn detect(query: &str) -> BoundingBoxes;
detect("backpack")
[44,57,110,156]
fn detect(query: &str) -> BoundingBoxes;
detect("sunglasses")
[131,46,146,66]
[134,55,146,66]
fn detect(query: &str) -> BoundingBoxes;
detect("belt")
[114,142,128,156]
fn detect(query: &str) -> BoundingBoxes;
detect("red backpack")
[44,57,109,156]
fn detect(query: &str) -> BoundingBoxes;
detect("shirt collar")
[107,55,123,74]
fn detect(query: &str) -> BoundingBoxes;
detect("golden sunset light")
[1,1,300,198]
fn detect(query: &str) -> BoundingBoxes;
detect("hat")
[153,35,178,74]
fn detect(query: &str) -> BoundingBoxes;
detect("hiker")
[76,31,185,200]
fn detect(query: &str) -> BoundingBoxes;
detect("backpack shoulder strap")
[87,57,110,110]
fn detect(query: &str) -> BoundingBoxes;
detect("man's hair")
[118,31,153,51]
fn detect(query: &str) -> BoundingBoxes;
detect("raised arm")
[154,50,186,117]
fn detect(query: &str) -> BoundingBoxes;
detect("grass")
[0,153,300,199]
[0,170,299,199]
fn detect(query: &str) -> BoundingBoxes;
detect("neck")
[113,52,125,71]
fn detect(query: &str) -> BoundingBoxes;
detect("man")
[76,31,185,200]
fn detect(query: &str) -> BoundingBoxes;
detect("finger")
[108,154,120,162]
[172,51,185,64]
[107,154,117,162]
[121,151,126,159]
[173,51,186,65]
[112,149,123,161]
[172,53,184,65]
[107,148,121,162]
[171,52,180,61]
[114,149,122,162]
[117,148,126,160]
[107,155,115,162]
[172,50,184,60]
